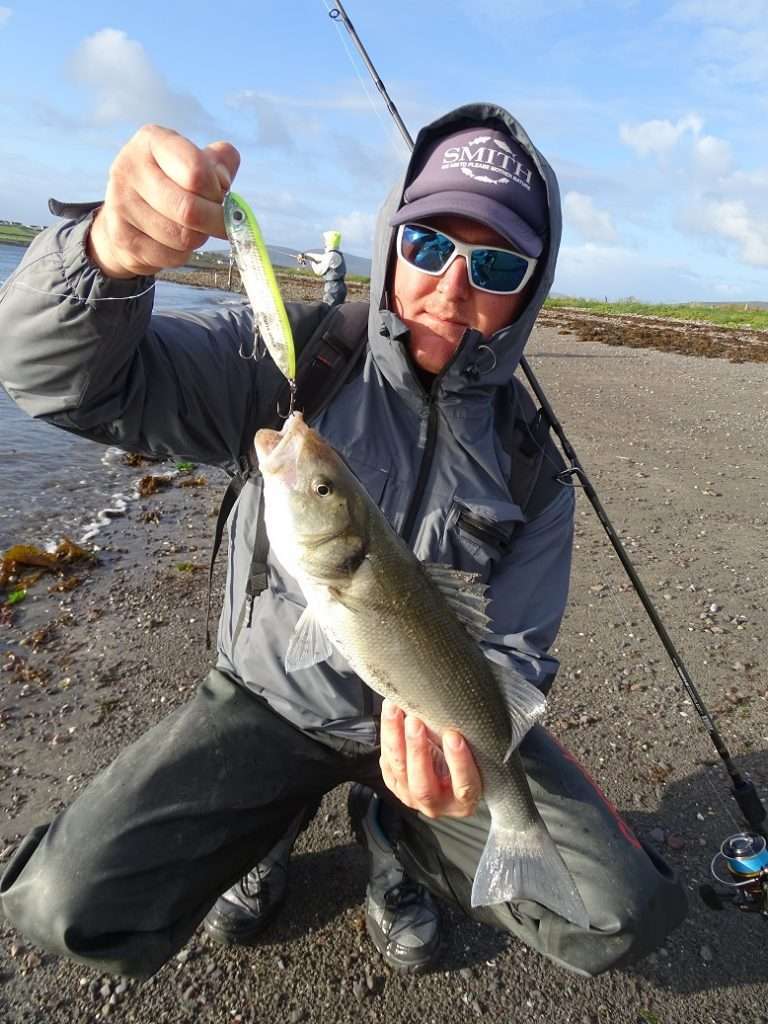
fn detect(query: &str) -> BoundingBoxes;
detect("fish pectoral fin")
[284,607,335,672]
[423,563,490,641]
[487,662,547,757]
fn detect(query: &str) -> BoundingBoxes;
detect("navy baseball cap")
[390,127,548,258]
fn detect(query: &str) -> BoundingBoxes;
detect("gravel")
[1,311,767,1023]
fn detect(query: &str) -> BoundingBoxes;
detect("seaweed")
[137,474,174,497]
[0,537,97,604]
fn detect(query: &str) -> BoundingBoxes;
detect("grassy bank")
[545,296,768,330]
[0,224,40,246]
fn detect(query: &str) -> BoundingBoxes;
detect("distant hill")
[206,243,372,278]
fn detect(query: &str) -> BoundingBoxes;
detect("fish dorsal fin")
[285,606,334,672]
[424,563,490,641]
[488,661,547,760]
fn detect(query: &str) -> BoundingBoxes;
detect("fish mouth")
[254,411,309,476]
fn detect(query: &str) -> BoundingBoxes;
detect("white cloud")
[69,29,214,133]
[693,133,733,173]
[334,210,376,252]
[619,114,702,157]
[563,192,618,243]
[683,199,768,266]
[555,242,708,302]
[0,7,11,28]
[229,91,299,152]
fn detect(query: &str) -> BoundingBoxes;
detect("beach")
[2,284,767,1023]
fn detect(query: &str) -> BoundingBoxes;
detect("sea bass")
[254,413,589,927]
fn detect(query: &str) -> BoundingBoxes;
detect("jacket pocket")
[444,497,525,576]
[345,455,391,509]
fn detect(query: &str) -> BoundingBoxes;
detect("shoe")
[203,810,307,946]
[348,784,441,973]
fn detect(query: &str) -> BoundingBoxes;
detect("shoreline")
[157,267,370,304]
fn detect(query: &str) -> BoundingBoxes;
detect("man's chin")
[408,325,463,375]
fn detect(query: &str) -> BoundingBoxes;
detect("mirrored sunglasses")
[397,223,537,295]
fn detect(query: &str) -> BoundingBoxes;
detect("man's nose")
[437,256,471,299]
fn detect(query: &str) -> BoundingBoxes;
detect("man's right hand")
[87,125,241,279]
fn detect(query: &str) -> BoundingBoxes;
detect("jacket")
[0,102,573,750]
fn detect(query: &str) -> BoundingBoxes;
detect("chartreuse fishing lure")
[224,192,297,401]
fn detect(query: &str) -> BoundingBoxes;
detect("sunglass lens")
[401,225,454,273]
[470,249,529,292]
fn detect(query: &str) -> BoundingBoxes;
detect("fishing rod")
[326,0,768,915]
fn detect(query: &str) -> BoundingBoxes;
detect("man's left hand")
[379,698,482,819]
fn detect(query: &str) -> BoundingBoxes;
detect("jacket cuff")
[48,200,155,301]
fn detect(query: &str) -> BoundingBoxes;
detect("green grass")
[545,296,768,330]
[0,224,39,245]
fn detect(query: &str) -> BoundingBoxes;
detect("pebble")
[667,833,685,850]
[649,827,665,843]
[700,944,714,963]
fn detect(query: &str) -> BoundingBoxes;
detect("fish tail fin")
[471,815,590,930]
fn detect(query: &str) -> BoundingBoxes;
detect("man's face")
[391,214,530,375]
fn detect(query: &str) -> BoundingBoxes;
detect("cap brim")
[390,190,544,258]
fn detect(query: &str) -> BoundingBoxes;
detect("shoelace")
[383,879,425,911]
[240,864,266,902]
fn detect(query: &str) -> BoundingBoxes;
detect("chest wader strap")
[243,482,269,631]
[205,460,253,649]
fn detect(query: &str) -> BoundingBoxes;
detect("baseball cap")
[390,126,548,258]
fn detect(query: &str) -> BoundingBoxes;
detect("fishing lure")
[224,191,297,410]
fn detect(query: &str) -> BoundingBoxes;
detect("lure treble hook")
[277,380,298,419]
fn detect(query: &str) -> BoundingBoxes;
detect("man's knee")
[1,823,157,979]
[491,838,688,976]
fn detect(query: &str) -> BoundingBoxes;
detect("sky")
[1,1,766,302]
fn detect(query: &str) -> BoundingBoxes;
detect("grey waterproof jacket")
[0,103,574,750]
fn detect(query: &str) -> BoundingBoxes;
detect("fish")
[223,191,296,383]
[254,412,589,927]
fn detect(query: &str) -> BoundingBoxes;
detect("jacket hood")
[367,102,561,396]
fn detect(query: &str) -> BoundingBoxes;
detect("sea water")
[0,242,241,549]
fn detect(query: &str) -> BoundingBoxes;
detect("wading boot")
[348,784,441,973]
[203,810,309,946]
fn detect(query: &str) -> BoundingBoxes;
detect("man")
[296,229,347,306]
[0,104,686,979]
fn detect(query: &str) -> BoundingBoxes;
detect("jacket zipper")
[402,395,439,545]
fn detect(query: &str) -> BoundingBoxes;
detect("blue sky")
[1,1,766,301]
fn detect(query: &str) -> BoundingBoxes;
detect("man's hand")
[87,125,241,279]
[379,698,482,818]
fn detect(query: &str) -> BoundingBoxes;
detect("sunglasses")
[397,223,538,295]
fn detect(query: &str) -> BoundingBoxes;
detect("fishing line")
[3,278,156,304]
[320,0,401,152]
[1,249,157,303]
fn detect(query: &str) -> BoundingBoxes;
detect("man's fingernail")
[382,700,398,719]
[405,716,423,738]
[216,163,232,192]
[445,731,464,751]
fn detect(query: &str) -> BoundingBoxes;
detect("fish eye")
[312,478,334,497]
[232,208,244,223]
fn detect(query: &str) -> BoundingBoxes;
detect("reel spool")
[701,833,768,916]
